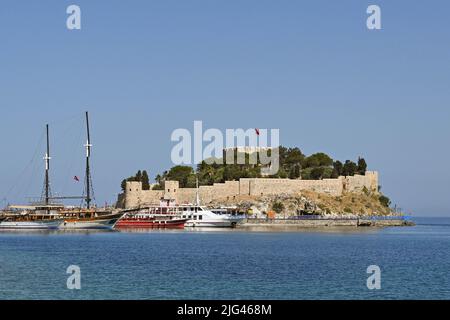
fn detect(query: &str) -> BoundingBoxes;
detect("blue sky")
[0,1,449,216]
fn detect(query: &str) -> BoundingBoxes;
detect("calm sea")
[0,217,449,300]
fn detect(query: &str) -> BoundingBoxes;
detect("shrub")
[344,207,353,213]
[379,195,391,208]
[362,186,370,196]
[272,201,285,214]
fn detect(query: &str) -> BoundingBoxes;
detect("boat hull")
[60,218,119,230]
[115,219,187,229]
[185,218,243,228]
[0,220,62,230]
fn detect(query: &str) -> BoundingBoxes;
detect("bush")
[379,195,391,208]
[272,201,285,214]
[362,186,370,196]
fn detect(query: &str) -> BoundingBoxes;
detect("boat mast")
[195,177,200,206]
[84,111,92,209]
[44,124,51,206]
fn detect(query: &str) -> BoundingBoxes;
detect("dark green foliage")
[120,179,127,192]
[333,161,343,176]
[357,157,368,175]
[152,184,164,190]
[272,201,285,214]
[289,165,301,179]
[141,170,150,190]
[166,165,196,188]
[342,160,358,176]
[379,195,391,208]
[303,153,333,168]
[121,170,150,191]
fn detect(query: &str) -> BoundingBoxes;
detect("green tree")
[289,164,301,179]
[155,174,163,185]
[121,179,127,192]
[333,161,343,176]
[379,195,391,208]
[135,170,142,182]
[342,160,358,176]
[284,148,304,166]
[166,165,195,188]
[310,167,325,180]
[303,152,333,168]
[141,170,150,190]
[357,157,368,175]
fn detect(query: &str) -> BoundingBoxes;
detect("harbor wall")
[117,171,379,208]
[241,218,410,228]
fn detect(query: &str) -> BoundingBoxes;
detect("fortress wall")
[176,188,197,204]
[239,179,251,195]
[247,178,343,197]
[298,179,344,196]
[146,180,241,205]
[123,181,164,207]
[344,172,378,193]
[118,172,378,208]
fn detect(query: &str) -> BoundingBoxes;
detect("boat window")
[199,215,203,220]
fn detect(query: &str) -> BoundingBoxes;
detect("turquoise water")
[0,217,449,300]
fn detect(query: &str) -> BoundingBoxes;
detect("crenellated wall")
[117,171,379,208]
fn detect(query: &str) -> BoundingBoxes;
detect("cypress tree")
[142,170,150,190]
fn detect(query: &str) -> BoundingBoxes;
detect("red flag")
[74,176,80,182]
[255,128,260,136]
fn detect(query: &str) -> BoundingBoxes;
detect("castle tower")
[163,181,179,202]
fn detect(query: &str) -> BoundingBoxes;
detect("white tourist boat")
[183,180,245,228]
[181,205,244,228]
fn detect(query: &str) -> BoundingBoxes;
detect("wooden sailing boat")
[0,112,122,230]
[0,125,64,229]
[58,112,123,229]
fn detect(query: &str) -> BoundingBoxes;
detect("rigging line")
[60,117,85,195]
[25,148,45,202]
[46,112,83,129]
[50,114,83,151]
[4,128,46,201]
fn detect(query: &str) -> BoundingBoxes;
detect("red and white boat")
[115,211,188,229]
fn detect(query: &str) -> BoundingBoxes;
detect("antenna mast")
[44,124,51,206]
[84,112,93,209]
[195,177,200,206]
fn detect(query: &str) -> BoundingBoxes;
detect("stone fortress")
[117,171,379,209]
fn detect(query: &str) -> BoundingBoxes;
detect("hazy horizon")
[1,1,449,216]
